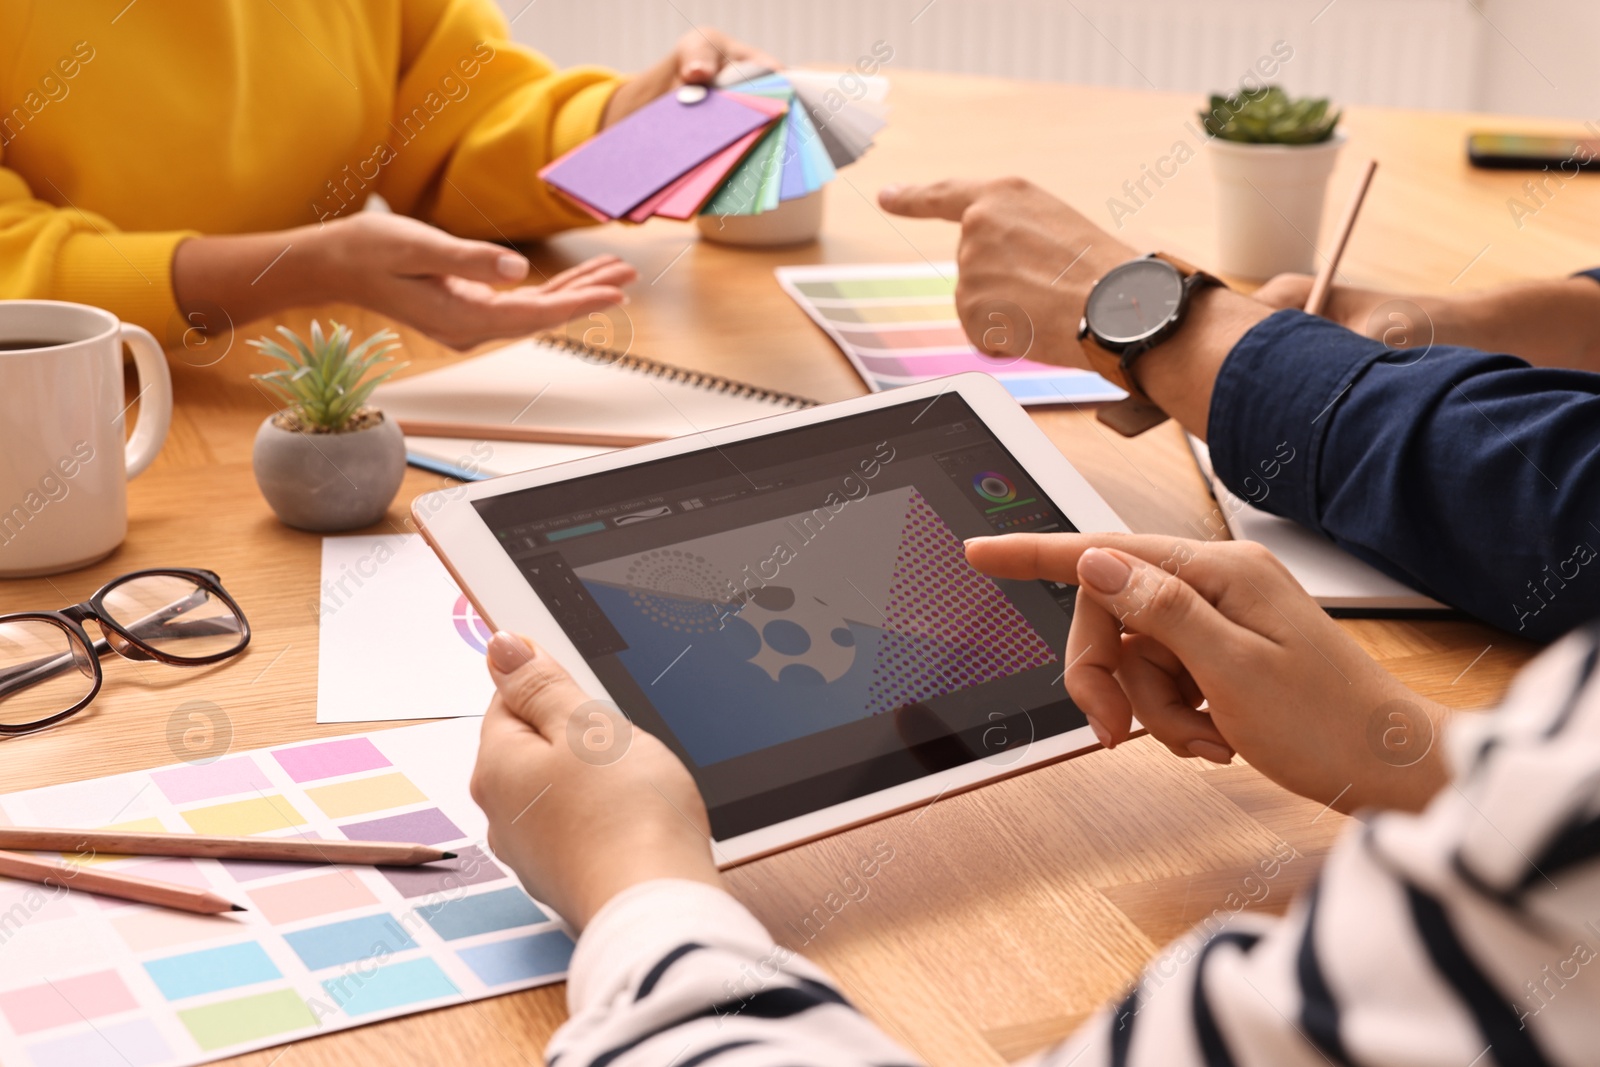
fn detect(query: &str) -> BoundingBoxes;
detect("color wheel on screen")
[776,262,1129,406]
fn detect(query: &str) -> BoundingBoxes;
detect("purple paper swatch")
[217,833,330,882]
[273,737,391,783]
[540,90,773,217]
[381,845,506,899]
[339,807,463,845]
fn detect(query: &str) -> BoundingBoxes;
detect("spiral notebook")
[375,335,815,478]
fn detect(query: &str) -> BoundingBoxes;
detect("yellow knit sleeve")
[0,165,192,336]
[380,0,622,240]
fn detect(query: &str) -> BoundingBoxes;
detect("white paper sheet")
[314,534,496,724]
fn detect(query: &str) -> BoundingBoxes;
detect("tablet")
[414,373,1129,865]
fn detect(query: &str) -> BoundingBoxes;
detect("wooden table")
[3,71,1590,1065]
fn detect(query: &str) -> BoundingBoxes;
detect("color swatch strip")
[778,263,1127,407]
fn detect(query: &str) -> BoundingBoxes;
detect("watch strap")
[1096,396,1171,437]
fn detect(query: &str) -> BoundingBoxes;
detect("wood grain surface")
[2,71,1588,1065]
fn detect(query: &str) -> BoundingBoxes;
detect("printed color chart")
[0,719,573,1067]
[776,262,1128,406]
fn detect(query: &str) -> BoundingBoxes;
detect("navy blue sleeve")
[1578,268,1600,285]
[1207,309,1600,642]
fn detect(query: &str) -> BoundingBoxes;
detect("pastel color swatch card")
[538,70,884,225]
[0,719,575,1067]
[775,262,1128,406]
[538,89,775,217]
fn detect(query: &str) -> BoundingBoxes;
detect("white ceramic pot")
[1208,131,1345,280]
[252,413,405,532]
[697,187,824,247]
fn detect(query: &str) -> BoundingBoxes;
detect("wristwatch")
[1077,253,1224,436]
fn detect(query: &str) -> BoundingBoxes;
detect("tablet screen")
[472,393,1087,839]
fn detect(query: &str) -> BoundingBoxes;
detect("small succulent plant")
[1202,86,1341,145]
[250,321,406,433]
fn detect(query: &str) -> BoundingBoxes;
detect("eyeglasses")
[0,568,250,736]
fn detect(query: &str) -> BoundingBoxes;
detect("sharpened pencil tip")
[231,904,248,912]
[439,852,457,859]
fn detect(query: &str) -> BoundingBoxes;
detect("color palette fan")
[776,262,1128,405]
[539,69,886,222]
[0,719,567,1067]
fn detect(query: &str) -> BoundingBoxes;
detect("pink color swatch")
[836,324,971,350]
[625,92,790,222]
[149,756,270,805]
[272,737,390,783]
[628,127,764,222]
[0,970,137,1035]
[111,909,244,954]
[247,870,378,925]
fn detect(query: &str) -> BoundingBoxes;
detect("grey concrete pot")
[252,412,405,532]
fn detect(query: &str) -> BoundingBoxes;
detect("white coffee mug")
[0,300,172,577]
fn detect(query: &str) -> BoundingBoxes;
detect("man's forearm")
[1442,276,1600,370]
[1134,287,1272,441]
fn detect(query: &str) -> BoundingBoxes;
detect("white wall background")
[496,0,1600,119]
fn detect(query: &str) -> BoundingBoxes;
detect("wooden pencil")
[1305,158,1378,316]
[0,828,454,867]
[0,848,244,915]
[395,418,665,449]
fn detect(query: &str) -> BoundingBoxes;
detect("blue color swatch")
[457,930,575,986]
[283,914,417,971]
[143,942,281,1001]
[416,887,548,941]
[320,958,458,1017]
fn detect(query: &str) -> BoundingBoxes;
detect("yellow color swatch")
[67,817,167,866]
[182,796,304,837]
[303,773,425,820]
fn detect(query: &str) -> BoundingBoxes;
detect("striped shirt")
[547,624,1600,1067]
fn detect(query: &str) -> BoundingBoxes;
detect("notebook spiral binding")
[537,333,819,410]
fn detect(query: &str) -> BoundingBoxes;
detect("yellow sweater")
[0,0,619,336]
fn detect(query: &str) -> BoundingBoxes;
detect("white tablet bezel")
[413,372,1129,866]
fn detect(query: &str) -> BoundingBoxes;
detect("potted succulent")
[1203,85,1344,279]
[250,320,408,532]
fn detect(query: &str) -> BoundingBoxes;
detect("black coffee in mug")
[0,339,72,351]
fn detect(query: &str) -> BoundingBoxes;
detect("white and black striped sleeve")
[547,878,916,1067]
[548,624,1600,1067]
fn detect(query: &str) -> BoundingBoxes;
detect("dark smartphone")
[1467,132,1600,171]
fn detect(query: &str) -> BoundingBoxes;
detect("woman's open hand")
[966,533,1451,814]
[174,213,637,352]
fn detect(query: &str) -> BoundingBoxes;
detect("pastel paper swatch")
[539,71,886,223]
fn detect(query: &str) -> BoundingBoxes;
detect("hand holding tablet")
[416,374,1127,863]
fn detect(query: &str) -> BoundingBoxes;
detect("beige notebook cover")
[375,335,814,477]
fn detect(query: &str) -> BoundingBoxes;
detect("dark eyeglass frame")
[0,567,251,736]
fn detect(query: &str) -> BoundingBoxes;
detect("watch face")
[1085,259,1185,345]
